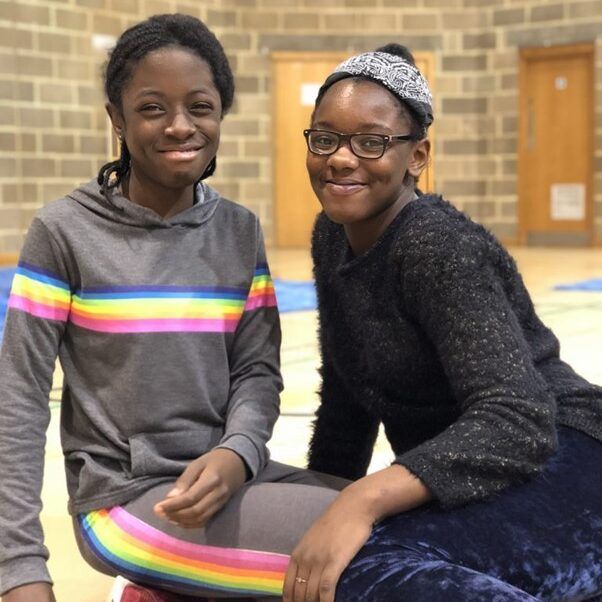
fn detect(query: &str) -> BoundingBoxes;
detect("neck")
[344,186,415,256]
[124,172,195,219]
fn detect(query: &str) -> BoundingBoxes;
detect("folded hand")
[153,448,247,528]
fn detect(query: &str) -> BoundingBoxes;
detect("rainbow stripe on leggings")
[78,507,288,596]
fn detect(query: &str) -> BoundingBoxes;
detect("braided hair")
[97,14,235,197]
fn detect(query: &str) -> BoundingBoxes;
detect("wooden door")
[518,44,594,245]
[0,254,17,266]
[272,51,435,248]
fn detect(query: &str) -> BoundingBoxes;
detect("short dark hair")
[97,14,234,196]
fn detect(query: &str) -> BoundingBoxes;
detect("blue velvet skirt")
[336,427,601,601]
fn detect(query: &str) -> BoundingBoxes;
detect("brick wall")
[0,0,601,252]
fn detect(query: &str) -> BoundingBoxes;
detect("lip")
[159,146,203,161]
[323,179,367,196]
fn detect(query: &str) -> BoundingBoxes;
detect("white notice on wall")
[550,183,586,221]
[300,83,321,106]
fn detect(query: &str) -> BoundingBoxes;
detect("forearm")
[226,260,282,478]
[218,381,280,478]
[308,412,378,480]
[396,400,557,508]
[337,464,432,523]
[308,363,380,479]
[0,222,69,594]
[402,237,558,507]
[0,331,55,592]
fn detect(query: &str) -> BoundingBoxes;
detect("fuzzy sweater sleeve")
[0,218,71,594]
[307,213,380,479]
[395,218,557,508]
[307,356,380,480]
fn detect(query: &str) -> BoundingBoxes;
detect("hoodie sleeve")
[215,220,282,479]
[395,223,557,508]
[0,217,71,594]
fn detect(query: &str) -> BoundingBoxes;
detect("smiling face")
[307,79,429,240]
[107,45,222,207]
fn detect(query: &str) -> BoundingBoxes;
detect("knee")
[335,545,538,602]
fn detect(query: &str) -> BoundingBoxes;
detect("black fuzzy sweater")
[308,195,602,508]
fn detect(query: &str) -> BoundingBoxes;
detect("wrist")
[214,434,260,479]
[0,558,53,601]
[2,582,55,602]
[333,486,380,525]
[343,465,432,523]
[213,447,246,469]
[209,448,247,489]
[223,449,252,480]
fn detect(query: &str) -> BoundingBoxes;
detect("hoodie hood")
[66,179,221,229]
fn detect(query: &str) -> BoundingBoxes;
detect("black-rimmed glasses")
[303,129,415,159]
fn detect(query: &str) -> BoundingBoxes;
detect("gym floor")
[38,246,602,601]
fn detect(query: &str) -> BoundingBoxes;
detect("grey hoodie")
[0,180,282,593]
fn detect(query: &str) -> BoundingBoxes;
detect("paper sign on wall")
[550,183,586,221]
[300,83,321,106]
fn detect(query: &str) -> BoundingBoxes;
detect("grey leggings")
[74,461,349,598]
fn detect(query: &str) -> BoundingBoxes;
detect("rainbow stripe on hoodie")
[7,263,71,322]
[8,262,276,334]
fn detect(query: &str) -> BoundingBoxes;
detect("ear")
[105,102,124,140]
[406,138,430,180]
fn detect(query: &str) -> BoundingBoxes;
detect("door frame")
[517,43,594,245]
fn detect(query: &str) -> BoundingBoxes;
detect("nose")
[164,110,195,139]
[326,141,359,170]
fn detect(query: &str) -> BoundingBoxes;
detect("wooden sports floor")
[34,247,602,601]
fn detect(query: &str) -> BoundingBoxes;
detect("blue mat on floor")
[554,279,602,292]
[0,268,15,343]
[273,279,317,313]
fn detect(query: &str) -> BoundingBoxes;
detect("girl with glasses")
[283,44,601,602]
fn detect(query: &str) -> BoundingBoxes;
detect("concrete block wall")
[0,0,601,252]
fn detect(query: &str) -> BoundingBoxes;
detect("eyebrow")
[312,120,392,131]
[133,87,214,100]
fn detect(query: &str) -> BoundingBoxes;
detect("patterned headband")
[324,51,434,126]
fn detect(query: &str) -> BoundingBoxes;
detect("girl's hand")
[283,492,374,602]
[2,582,56,602]
[153,448,247,528]
[283,465,432,601]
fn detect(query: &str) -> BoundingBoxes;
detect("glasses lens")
[351,134,386,158]
[309,131,338,154]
